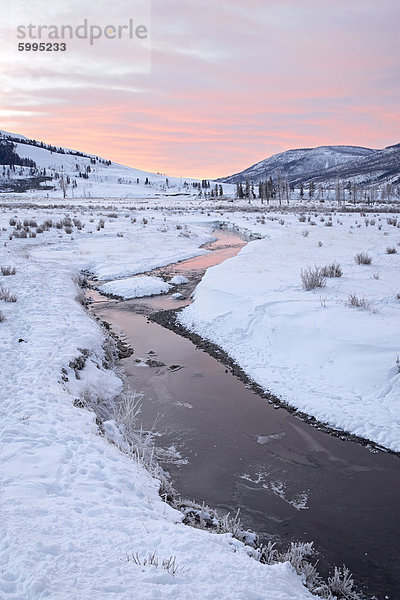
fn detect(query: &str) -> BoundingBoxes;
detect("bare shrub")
[97,219,105,230]
[1,266,16,276]
[386,246,397,254]
[259,541,279,564]
[372,272,380,280]
[395,356,400,374]
[258,541,361,599]
[319,296,327,308]
[354,252,372,265]
[318,241,323,247]
[113,391,143,435]
[346,294,370,310]
[64,226,73,234]
[321,262,342,278]
[328,566,357,599]
[301,266,326,291]
[23,219,37,228]
[302,230,309,237]
[281,541,314,574]
[13,230,27,239]
[0,286,17,302]
[298,215,306,222]
[126,551,181,576]
[0,310,5,322]
[300,561,320,591]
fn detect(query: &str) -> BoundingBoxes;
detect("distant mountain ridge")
[221,144,400,186]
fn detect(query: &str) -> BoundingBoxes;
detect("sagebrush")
[321,262,342,278]
[347,294,371,310]
[301,266,326,291]
[354,252,372,265]
[0,286,17,302]
[1,266,16,276]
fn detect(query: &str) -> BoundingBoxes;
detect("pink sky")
[1,0,400,178]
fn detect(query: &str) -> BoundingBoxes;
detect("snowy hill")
[221,144,400,186]
[0,130,232,198]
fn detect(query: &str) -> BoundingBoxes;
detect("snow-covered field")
[0,201,316,600]
[179,208,400,452]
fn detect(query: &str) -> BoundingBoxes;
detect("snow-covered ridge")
[0,128,234,199]
[221,143,400,186]
[0,128,28,141]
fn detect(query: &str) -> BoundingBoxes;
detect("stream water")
[90,228,400,600]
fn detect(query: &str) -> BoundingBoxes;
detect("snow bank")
[170,275,190,284]
[31,219,213,281]
[179,212,400,452]
[0,204,314,600]
[98,275,171,298]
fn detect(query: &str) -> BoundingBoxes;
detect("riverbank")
[0,202,317,600]
[91,228,399,600]
[178,210,400,453]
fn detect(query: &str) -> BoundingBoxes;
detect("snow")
[0,202,315,600]
[0,130,235,199]
[0,129,28,140]
[98,275,171,299]
[31,218,213,281]
[179,210,400,452]
[223,145,375,184]
[170,275,190,285]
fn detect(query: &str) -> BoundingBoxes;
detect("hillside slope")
[0,130,232,198]
[221,144,400,186]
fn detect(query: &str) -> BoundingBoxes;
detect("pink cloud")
[1,0,399,178]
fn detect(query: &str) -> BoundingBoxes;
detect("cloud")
[1,0,399,178]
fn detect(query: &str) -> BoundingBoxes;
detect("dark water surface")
[92,230,400,600]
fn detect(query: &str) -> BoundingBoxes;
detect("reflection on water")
[88,227,246,312]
